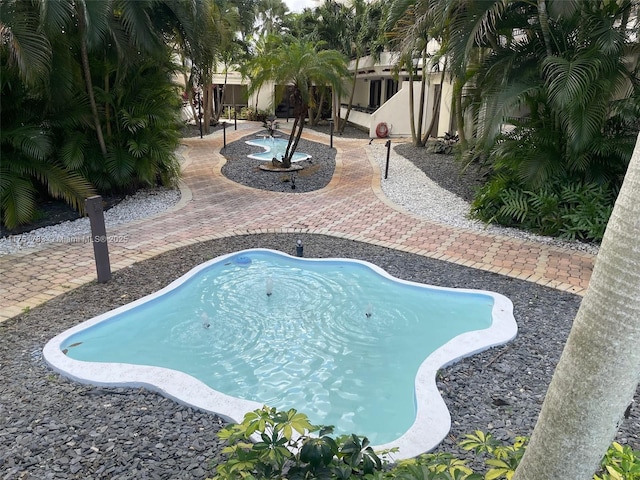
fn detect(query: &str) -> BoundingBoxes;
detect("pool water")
[56,250,501,445]
[246,137,311,162]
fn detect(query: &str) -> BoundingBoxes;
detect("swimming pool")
[245,137,311,162]
[43,249,516,458]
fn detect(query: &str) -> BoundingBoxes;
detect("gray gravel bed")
[1,234,637,478]
[394,143,484,203]
[221,132,336,193]
[370,142,600,255]
[0,188,181,256]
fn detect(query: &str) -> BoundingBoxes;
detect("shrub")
[243,107,271,123]
[209,406,384,480]
[209,408,640,480]
[472,176,617,242]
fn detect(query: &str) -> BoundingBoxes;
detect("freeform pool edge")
[42,248,517,460]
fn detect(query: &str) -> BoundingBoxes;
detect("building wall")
[341,74,454,139]
[207,51,456,137]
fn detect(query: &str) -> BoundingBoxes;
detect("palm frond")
[0,0,52,86]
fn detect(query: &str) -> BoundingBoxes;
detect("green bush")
[209,407,640,480]
[242,107,271,123]
[471,176,617,242]
[209,406,384,479]
[63,53,182,192]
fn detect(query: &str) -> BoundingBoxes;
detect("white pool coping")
[43,248,517,460]
[245,137,311,162]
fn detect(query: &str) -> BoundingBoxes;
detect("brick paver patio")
[0,122,594,322]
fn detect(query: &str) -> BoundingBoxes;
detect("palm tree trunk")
[203,81,212,134]
[422,59,447,144]
[453,78,467,149]
[313,88,325,125]
[287,111,305,168]
[213,70,229,123]
[76,4,107,156]
[513,133,640,479]
[415,49,428,147]
[537,0,553,57]
[339,57,360,134]
[283,90,305,169]
[104,72,112,138]
[407,57,417,144]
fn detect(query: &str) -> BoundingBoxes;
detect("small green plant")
[595,442,640,480]
[210,406,384,479]
[242,107,270,123]
[472,178,617,242]
[459,431,527,480]
[263,116,280,137]
[210,410,640,480]
[395,451,481,479]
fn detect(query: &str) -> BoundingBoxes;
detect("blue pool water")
[246,137,311,162]
[58,250,497,445]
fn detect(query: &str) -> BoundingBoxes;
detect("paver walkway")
[0,123,595,322]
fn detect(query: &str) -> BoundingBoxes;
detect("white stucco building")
[210,48,455,139]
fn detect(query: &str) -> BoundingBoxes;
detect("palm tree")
[465,0,639,241]
[73,0,111,156]
[0,0,52,88]
[337,0,386,134]
[0,0,96,228]
[248,36,348,168]
[389,0,639,240]
[386,0,458,146]
[0,63,94,229]
[255,0,289,37]
[512,131,640,478]
[180,0,240,133]
[1,0,188,228]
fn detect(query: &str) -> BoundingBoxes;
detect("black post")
[234,109,237,130]
[329,119,334,149]
[384,139,391,179]
[296,239,303,257]
[85,196,111,283]
[222,122,227,148]
[197,91,203,139]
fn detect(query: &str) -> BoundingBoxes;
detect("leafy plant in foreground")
[209,408,640,480]
[472,178,617,242]
[210,406,383,479]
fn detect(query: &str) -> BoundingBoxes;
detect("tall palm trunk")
[202,80,212,134]
[407,57,417,143]
[537,0,553,57]
[513,133,640,479]
[452,78,467,149]
[339,57,359,134]
[104,72,112,137]
[312,88,325,126]
[76,4,107,156]
[415,48,428,146]
[422,59,447,144]
[283,89,306,169]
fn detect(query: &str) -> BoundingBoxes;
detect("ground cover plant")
[209,407,640,480]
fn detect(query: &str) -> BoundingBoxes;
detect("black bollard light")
[222,122,227,148]
[384,139,391,179]
[296,239,303,257]
[234,109,237,130]
[197,91,203,139]
[329,119,334,149]
[85,196,111,283]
